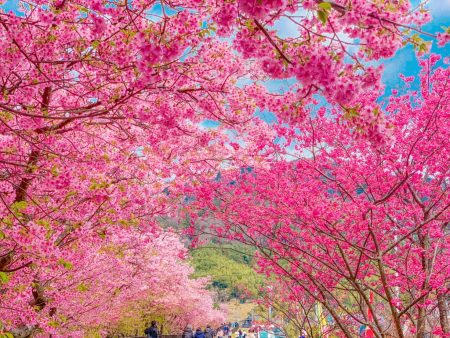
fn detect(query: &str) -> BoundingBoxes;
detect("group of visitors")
[182,323,241,338]
[182,324,216,338]
[145,321,250,338]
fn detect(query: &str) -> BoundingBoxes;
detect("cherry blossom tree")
[3,228,225,337]
[189,57,450,338]
[0,0,445,336]
[0,0,257,334]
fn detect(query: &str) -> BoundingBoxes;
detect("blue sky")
[3,0,447,89]
[269,0,450,94]
[382,0,450,91]
[2,0,449,127]
[253,0,450,126]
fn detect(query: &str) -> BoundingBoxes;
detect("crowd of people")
[181,324,215,338]
[144,321,252,338]
[181,323,251,338]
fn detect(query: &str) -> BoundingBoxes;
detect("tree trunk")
[437,293,449,334]
[10,325,38,338]
[416,305,426,338]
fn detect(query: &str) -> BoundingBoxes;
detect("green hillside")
[190,244,264,302]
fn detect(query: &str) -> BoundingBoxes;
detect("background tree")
[2,229,225,337]
[189,58,450,338]
[190,243,264,302]
[0,0,445,336]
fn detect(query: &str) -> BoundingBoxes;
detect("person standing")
[223,324,229,338]
[194,327,206,338]
[216,327,224,338]
[182,324,194,338]
[204,324,215,338]
[144,321,159,338]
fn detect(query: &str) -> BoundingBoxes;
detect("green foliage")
[190,244,264,301]
[91,40,101,49]
[403,33,430,53]
[110,306,173,337]
[343,105,360,120]
[11,201,27,212]
[317,2,332,25]
[0,321,13,338]
[77,282,89,292]
[0,272,10,284]
[57,258,73,270]
[10,201,27,217]
[318,2,332,10]
[0,333,13,338]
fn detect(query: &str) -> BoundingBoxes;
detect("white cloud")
[429,0,450,16]
[273,8,308,39]
[273,16,300,38]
